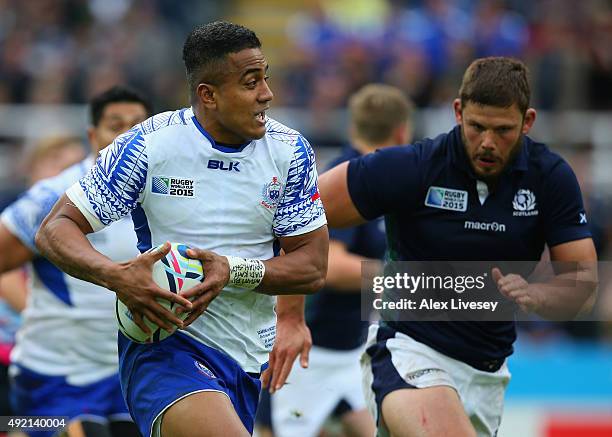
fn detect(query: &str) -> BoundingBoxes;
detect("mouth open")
[254,110,266,123]
[476,156,498,168]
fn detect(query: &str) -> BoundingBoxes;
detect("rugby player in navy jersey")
[319,57,597,437]
[271,84,413,437]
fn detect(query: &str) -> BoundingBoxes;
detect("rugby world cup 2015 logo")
[261,176,283,209]
[152,176,170,194]
[151,176,195,197]
[512,189,538,216]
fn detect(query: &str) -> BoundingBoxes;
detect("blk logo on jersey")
[207,159,240,172]
[512,189,538,216]
[425,186,468,212]
[261,176,283,209]
[151,176,195,197]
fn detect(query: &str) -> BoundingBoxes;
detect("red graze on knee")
[421,406,427,426]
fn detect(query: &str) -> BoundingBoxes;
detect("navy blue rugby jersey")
[307,146,387,350]
[347,125,591,370]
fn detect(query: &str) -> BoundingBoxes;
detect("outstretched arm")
[319,162,366,228]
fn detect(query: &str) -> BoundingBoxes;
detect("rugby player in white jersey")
[0,85,151,437]
[36,22,328,437]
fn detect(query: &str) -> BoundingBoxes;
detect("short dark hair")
[459,57,531,114]
[182,21,261,96]
[349,84,413,144]
[90,85,152,126]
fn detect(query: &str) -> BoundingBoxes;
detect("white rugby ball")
[116,242,204,343]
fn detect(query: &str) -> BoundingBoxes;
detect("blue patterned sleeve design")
[273,136,326,236]
[78,126,148,226]
[1,183,63,252]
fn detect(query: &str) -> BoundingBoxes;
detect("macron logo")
[464,220,506,232]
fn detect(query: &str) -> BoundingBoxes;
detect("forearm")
[0,270,27,312]
[258,250,326,295]
[35,216,118,290]
[252,227,328,295]
[531,270,598,320]
[0,224,34,273]
[276,295,306,321]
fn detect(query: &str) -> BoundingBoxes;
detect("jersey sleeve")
[542,160,592,247]
[273,136,327,237]
[347,145,422,220]
[0,182,63,252]
[66,126,148,231]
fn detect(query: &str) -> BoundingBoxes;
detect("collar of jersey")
[451,125,529,177]
[191,115,252,154]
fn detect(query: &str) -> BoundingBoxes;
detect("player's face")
[208,48,273,144]
[89,102,149,153]
[454,99,536,180]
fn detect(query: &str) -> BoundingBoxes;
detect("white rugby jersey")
[67,108,327,372]
[1,157,139,385]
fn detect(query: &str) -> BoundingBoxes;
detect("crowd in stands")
[0,0,610,111]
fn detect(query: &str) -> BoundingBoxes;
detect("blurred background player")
[269,84,413,437]
[319,57,597,437]
[24,137,87,183]
[0,85,151,437]
[0,136,85,427]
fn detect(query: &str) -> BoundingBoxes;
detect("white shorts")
[361,324,511,437]
[271,344,368,437]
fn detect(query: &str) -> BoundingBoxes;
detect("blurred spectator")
[0,0,224,107]
[585,0,612,109]
[0,0,609,114]
[472,0,528,58]
[277,0,610,114]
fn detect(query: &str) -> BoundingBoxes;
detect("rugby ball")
[116,242,204,343]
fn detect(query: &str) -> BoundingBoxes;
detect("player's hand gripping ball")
[116,243,204,343]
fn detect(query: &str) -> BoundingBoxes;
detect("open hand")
[261,316,312,394]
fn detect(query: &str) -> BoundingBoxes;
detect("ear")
[394,122,412,145]
[522,108,536,134]
[196,83,217,109]
[453,98,463,124]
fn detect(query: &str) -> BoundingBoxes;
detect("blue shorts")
[118,331,262,437]
[10,364,129,437]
